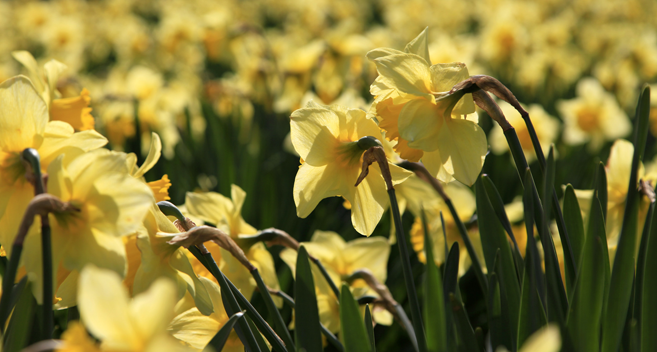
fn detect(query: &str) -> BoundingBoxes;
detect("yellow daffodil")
[169,277,243,352]
[367,28,486,185]
[409,181,484,276]
[183,184,281,304]
[489,102,560,163]
[133,203,213,315]
[57,265,193,352]
[290,101,412,236]
[557,78,631,150]
[126,133,172,202]
[497,324,561,352]
[12,51,95,131]
[280,230,394,331]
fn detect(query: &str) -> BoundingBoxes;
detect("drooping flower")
[290,101,412,236]
[367,28,487,185]
[57,265,194,352]
[183,185,280,304]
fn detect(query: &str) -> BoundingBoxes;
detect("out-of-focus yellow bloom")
[12,51,95,131]
[409,181,484,276]
[290,101,412,236]
[57,265,193,352]
[497,324,561,352]
[557,78,631,150]
[169,277,243,352]
[280,230,393,332]
[489,102,560,162]
[367,28,486,186]
[148,175,172,202]
[183,184,281,305]
[133,204,213,315]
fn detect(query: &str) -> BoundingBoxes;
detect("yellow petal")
[346,164,389,236]
[248,243,283,306]
[11,52,45,94]
[436,118,487,186]
[429,62,475,115]
[78,265,139,349]
[39,121,107,168]
[398,98,443,152]
[294,163,343,218]
[133,132,162,178]
[0,76,48,152]
[169,249,215,316]
[50,89,95,131]
[421,149,455,183]
[62,228,127,276]
[169,308,221,349]
[43,59,67,102]
[290,102,340,161]
[404,27,431,65]
[129,277,177,342]
[57,321,101,352]
[519,324,561,352]
[184,191,232,226]
[365,47,405,61]
[148,174,172,202]
[372,53,433,100]
[343,237,390,283]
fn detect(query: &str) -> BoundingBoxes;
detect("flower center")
[576,107,600,132]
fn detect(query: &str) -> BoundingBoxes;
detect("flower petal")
[294,163,342,218]
[346,164,389,236]
[0,76,48,152]
[429,62,475,115]
[398,98,443,152]
[404,27,431,65]
[133,132,162,178]
[290,102,340,160]
[372,53,433,100]
[436,118,487,186]
[129,277,177,342]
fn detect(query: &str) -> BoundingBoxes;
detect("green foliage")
[294,247,323,352]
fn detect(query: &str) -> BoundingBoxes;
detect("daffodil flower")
[280,230,394,331]
[367,28,487,186]
[57,265,194,352]
[290,101,412,236]
[12,51,95,131]
[126,132,172,202]
[183,184,281,305]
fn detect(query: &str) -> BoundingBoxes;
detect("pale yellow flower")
[290,101,412,236]
[557,78,631,150]
[57,265,193,352]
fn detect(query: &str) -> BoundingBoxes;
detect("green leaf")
[522,170,546,310]
[635,201,655,343]
[593,162,608,223]
[585,172,611,307]
[340,284,372,352]
[247,314,272,351]
[449,294,479,352]
[642,201,657,350]
[364,305,376,352]
[481,176,524,278]
[476,176,520,350]
[602,85,651,352]
[3,281,35,352]
[209,312,245,351]
[566,196,607,352]
[252,268,295,351]
[562,184,585,294]
[295,246,323,352]
[443,242,461,301]
[517,244,547,347]
[423,212,447,352]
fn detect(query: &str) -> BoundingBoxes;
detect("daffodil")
[133,203,213,315]
[409,181,485,276]
[280,230,394,331]
[12,51,95,131]
[367,28,487,185]
[290,101,412,236]
[169,277,244,352]
[126,133,172,202]
[57,265,194,352]
[557,78,631,150]
[183,185,280,304]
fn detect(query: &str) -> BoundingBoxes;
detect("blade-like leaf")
[247,314,271,351]
[476,176,520,350]
[340,284,372,352]
[423,210,447,352]
[517,243,547,347]
[641,198,657,350]
[252,268,295,350]
[442,242,459,351]
[364,305,376,352]
[566,197,607,352]
[523,170,546,309]
[209,312,245,350]
[3,281,35,352]
[295,246,323,351]
[586,170,611,307]
[563,184,585,294]
[449,294,479,352]
[602,85,650,352]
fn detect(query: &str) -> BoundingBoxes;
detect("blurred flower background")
[2,0,657,350]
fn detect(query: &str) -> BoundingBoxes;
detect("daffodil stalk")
[356,146,428,352]
[399,161,488,296]
[21,148,54,339]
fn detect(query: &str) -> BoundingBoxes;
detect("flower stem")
[389,188,427,352]
[21,148,53,339]
[251,268,295,351]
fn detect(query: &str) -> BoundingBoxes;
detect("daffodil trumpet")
[398,161,488,295]
[357,146,427,352]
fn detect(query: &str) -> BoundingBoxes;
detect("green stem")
[22,148,53,339]
[251,269,295,350]
[388,188,428,352]
[309,257,340,299]
[187,246,261,352]
[0,243,24,332]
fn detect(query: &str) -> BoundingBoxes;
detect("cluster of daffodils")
[1,0,655,163]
